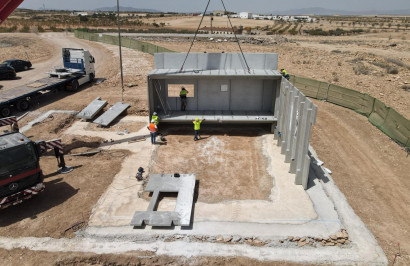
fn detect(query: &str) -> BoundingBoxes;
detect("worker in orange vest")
[147,119,158,144]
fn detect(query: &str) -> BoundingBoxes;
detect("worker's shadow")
[43,165,83,179]
[0,178,78,226]
[306,153,330,190]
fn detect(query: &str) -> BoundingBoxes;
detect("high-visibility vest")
[149,123,157,132]
[193,120,202,130]
[152,115,159,125]
[180,90,188,96]
[281,69,288,76]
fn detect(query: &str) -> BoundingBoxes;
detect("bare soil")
[0,34,53,63]
[310,99,410,265]
[0,112,127,239]
[151,125,272,203]
[0,248,304,266]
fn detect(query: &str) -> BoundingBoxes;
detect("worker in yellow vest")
[192,117,205,141]
[147,119,158,144]
[152,112,159,126]
[281,68,290,80]
[180,87,188,111]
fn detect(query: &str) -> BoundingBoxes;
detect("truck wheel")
[17,99,30,111]
[89,73,95,82]
[70,80,79,92]
[7,73,14,80]
[0,106,11,117]
[24,66,29,71]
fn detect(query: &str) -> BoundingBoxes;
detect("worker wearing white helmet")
[152,112,159,126]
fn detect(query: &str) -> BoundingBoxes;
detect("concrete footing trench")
[0,112,387,265]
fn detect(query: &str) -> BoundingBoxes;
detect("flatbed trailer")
[0,73,84,117]
[0,48,96,117]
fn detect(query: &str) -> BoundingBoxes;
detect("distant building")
[239,12,252,19]
[71,12,92,16]
[212,10,225,16]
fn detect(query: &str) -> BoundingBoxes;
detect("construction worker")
[281,68,290,80]
[192,117,205,141]
[180,87,188,111]
[151,112,159,127]
[147,119,158,144]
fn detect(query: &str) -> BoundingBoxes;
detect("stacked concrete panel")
[274,79,317,189]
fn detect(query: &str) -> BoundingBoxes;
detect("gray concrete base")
[131,174,196,227]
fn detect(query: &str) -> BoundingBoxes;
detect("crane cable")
[179,0,212,72]
[179,0,251,74]
[220,0,251,73]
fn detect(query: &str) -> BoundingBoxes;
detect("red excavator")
[0,0,24,24]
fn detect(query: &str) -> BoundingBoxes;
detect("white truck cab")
[60,48,96,85]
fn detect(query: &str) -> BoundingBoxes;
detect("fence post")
[325,83,331,101]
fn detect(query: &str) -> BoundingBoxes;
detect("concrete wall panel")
[198,79,230,110]
[230,79,263,111]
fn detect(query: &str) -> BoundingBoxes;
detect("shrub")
[38,26,45,32]
[353,62,370,75]
[19,25,30,33]
[387,67,399,74]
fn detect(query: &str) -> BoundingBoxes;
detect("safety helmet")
[151,119,155,123]
[195,118,199,121]
[153,112,157,115]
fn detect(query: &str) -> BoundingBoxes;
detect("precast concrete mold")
[77,97,108,120]
[131,174,196,227]
[93,102,130,127]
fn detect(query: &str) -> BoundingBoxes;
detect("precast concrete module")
[147,53,316,189]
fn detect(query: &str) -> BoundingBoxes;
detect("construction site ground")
[0,32,408,265]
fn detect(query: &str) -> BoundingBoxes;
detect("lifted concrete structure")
[147,53,282,125]
[131,174,196,227]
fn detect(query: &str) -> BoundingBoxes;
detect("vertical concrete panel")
[281,87,294,154]
[230,79,263,111]
[285,92,300,163]
[198,79,230,110]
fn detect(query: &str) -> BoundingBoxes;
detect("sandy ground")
[0,113,127,239]
[310,100,410,264]
[0,32,409,264]
[0,248,305,266]
[152,125,272,203]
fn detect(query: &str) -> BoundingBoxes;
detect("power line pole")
[117,0,124,102]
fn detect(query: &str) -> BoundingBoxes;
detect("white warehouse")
[239,12,253,19]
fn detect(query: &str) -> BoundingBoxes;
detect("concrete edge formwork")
[0,145,387,265]
[274,78,317,189]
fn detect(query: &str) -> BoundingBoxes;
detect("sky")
[19,0,410,13]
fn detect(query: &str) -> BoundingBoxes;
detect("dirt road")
[1,32,112,91]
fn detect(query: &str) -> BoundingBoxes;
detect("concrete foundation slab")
[131,174,196,227]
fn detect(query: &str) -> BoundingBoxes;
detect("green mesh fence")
[74,30,175,55]
[290,75,410,148]
[74,30,409,148]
